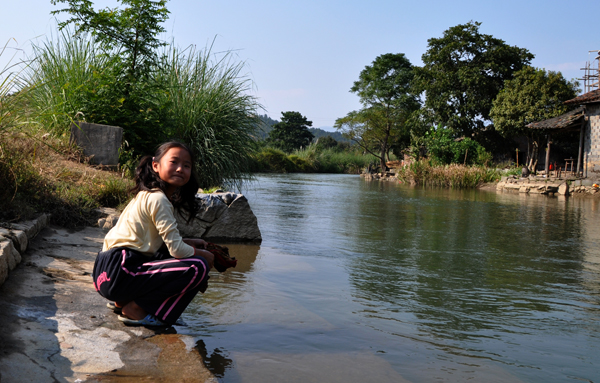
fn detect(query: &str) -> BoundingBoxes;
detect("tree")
[267,111,314,153]
[416,21,533,140]
[51,0,169,80]
[335,53,420,171]
[490,66,579,170]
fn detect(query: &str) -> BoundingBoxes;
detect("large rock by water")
[176,192,262,243]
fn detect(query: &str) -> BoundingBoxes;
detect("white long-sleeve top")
[102,190,195,258]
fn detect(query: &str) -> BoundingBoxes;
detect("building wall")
[585,103,600,173]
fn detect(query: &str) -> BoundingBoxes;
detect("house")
[564,89,600,173]
[527,89,600,175]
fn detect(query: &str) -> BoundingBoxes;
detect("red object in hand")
[205,242,237,272]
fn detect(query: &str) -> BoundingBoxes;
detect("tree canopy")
[335,53,420,170]
[490,66,579,138]
[416,21,534,139]
[51,0,169,79]
[267,111,314,153]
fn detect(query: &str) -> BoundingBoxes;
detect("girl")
[92,141,214,326]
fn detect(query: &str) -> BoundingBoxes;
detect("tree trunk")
[528,140,539,172]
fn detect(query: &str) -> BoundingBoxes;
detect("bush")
[424,126,492,166]
[20,30,261,190]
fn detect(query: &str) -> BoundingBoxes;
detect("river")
[179,173,600,382]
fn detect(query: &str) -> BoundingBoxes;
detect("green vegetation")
[0,8,587,228]
[335,53,420,171]
[1,0,258,225]
[396,161,501,188]
[490,66,578,171]
[266,111,314,153]
[416,21,534,139]
[251,144,376,174]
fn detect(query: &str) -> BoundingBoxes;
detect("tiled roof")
[527,106,585,129]
[564,89,600,105]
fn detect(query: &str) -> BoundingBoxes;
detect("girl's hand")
[184,238,208,249]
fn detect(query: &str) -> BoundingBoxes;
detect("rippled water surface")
[180,174,600,382]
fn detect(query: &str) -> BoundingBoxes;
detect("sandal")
[118,314,169,327]
[106,302,122,314]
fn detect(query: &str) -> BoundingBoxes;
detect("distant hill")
[308,128,351,143]
[254,114,350,143]
[255,114,278,140]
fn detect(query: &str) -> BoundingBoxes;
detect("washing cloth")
[205,242,238,272]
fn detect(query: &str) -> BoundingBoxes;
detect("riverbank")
[363,166,600,197]
[0,219,216,383]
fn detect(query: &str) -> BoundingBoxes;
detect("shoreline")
[0,222,215,382]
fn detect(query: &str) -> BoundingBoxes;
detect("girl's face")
[152,147,192,196]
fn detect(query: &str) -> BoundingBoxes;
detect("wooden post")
[576,119,585,176]
[545,136,551,176]
[516,148,519,166]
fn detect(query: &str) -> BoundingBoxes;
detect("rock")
[203,195,262,242]
[0,238,20,285]
[0,240,12,285]
[519,186,529,193]
[216,192,237,206]
[195,194,228,222]
[175,192,261,242]
[558,183,569,196]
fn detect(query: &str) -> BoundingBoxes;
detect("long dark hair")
[131,141,199,223]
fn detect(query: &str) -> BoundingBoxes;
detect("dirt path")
[0,225,215,383]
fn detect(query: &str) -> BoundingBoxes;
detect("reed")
[153,43,261,189]
[396,160,500,188]
[20,30,124,135]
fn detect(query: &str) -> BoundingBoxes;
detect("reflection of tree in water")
[196,339,234,379]
[345,183,590,341]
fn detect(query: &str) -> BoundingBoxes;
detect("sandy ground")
[0,225,216,383]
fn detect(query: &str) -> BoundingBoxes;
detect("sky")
[2,0,599,131]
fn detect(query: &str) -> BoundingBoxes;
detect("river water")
[180,173,600,382]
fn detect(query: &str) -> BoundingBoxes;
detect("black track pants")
[92,247,209,325]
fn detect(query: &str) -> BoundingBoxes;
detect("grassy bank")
[396,160,501,188]
[0,131,132,227]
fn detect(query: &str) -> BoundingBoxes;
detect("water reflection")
[184,175,600,383]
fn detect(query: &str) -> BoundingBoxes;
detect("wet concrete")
[0,225,215,383]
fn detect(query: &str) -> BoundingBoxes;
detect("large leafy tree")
[335,53,420,171]
[416,21,533,140]
[490,66,579,170]
[267,111,314,153]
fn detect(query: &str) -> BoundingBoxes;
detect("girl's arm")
[183,238,208,249]
[194,248,214,270]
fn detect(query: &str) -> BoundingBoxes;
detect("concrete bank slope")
[0,224,216,383]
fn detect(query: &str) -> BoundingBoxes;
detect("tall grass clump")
[158,44,261,189]
[294,143,376,173]
[21,29,261,189]
[21,30,125,135]
[396,160,501,188]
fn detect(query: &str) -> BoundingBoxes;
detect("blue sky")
[2,0,598,130]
